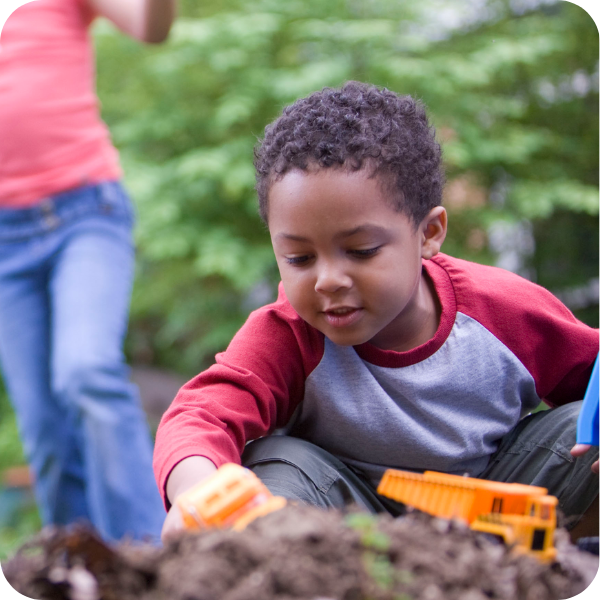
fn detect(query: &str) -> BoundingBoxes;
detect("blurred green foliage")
[0,385,25,475]
[0,383,40,561]
[0,504,41,562]
[93,0,598,376]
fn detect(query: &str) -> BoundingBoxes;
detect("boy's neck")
[369,269,442,353]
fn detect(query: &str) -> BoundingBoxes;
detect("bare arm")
[86,0,177,44]
[161,455,218,541]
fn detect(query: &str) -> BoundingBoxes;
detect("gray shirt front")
[289,313,541,488]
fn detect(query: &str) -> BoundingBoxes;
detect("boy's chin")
[322,330,370,347]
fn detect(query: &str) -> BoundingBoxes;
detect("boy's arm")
[154,357,303,503]
[154,292,324,523]
[86,0,177,43]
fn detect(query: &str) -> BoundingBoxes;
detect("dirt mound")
[2,505,597,600]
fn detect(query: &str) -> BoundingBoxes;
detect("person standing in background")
[0,0,177,541]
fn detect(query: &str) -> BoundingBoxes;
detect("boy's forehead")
[270,167,367,205]
[268,166,400,212]
[267,167,413,233]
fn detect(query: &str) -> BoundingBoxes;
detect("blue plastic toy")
[576,354,599,446]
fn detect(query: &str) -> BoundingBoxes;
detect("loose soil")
[2,505,598,600]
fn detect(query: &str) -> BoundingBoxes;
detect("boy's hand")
[161,455,218,542]
[161,502,185,540]
[570,444,599,474]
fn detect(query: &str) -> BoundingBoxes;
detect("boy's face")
[268,168,446,351]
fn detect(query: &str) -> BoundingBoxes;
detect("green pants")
[242,401,598,528]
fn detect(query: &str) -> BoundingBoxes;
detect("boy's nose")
[314,263,352,294]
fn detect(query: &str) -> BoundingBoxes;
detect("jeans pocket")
[96,182,136,227]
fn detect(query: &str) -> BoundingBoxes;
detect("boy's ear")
[420,206,447,260]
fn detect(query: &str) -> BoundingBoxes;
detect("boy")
[155,81,598,540]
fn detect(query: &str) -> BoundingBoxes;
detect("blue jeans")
[0,182,165,542]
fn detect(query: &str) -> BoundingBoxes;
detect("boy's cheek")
[283,286,315,324]
[279,266,310,292]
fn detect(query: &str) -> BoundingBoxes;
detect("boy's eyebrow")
[275,224,389,243]
[335,224,388,239]
[275,233,311,242]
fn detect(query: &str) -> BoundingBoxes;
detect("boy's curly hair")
[254,81,444,226]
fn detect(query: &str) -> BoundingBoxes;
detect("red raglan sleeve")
[153,287,323,506]
[437,255,599,406]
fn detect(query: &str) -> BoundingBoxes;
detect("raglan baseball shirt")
[154,253,599,506]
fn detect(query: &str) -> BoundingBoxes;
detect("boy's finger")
[161,506,184,542]
[570,443,591,456]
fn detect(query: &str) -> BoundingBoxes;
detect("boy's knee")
[242,436,387,513]
[550,400,581,436]
[513,401,582,453]
[242,436,340,507]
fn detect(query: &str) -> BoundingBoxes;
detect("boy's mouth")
[322,306,363,328]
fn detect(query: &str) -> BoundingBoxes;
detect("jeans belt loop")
[40,198,60,230]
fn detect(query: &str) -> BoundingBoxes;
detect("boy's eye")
[285,255,311,265]
[349,246,381,258]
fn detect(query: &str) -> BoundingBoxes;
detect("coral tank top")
[0,0,121,207]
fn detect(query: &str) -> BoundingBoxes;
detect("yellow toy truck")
[377,468,558,562]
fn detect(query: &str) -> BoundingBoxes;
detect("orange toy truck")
[176,463,287,531]
[377,468,558,562]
